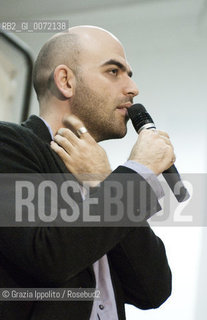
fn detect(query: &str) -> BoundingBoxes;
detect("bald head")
[69,26,125,65]
[33,25,124,103]
[69,25,121,44]
[33,31,80,102]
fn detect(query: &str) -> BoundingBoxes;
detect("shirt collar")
[38,116,54,140]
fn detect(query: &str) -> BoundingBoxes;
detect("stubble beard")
[70,80,128,142]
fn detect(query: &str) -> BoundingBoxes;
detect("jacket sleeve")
[0,123,163,286]
[108,223,172,309]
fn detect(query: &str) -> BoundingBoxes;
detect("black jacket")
[0,115,171,319]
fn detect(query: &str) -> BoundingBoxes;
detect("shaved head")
[69,25,121,44]
[33,31,80,101]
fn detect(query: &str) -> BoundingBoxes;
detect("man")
[0,26,174,319]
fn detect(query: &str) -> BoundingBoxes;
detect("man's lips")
[117,102,133,109]
[116,107,128,116]
[116,102,132,116]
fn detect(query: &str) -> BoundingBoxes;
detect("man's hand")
[50,115,112,186]
[128,129,176,175]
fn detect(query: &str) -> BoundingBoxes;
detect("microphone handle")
[162,164,190,202]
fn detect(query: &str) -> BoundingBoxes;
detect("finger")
[139,129,170,138]
[140,129,171,146]
[76,127,90,139]
[172,153,176,163]
[50,141,72,165]
[165,144,176,162]
[57,128,80,146]
[156,130,170,138]
[152,130,172,146]
[159,135,172,145]
[53,134,74,153]
[63,115,94,142]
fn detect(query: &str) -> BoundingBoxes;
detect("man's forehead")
[78,37,129,65]
[67,25,132,73]
[69,25,125,56]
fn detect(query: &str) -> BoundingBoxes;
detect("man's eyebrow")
[101,59,133,77]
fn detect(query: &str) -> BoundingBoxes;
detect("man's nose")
[123,77,139,98]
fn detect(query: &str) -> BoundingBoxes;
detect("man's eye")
[109,69,119,76]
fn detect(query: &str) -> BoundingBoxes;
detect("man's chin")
[119,128,127,139]
[107,127,127,141]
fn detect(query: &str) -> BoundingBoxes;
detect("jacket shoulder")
[0,119,47,173]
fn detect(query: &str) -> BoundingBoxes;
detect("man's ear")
[53,64,76,99]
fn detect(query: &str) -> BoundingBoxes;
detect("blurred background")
[0,0,207,319]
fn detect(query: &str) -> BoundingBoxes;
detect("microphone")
[128,103,190,202]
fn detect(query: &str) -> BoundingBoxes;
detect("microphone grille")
[128,103,147,120]
[128,103,154,132]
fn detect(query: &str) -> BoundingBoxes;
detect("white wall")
[10,0,207,319]
[0,36,28,123]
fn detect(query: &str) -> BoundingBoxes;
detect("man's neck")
[39,113,63,136]
[39,98,71,136]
